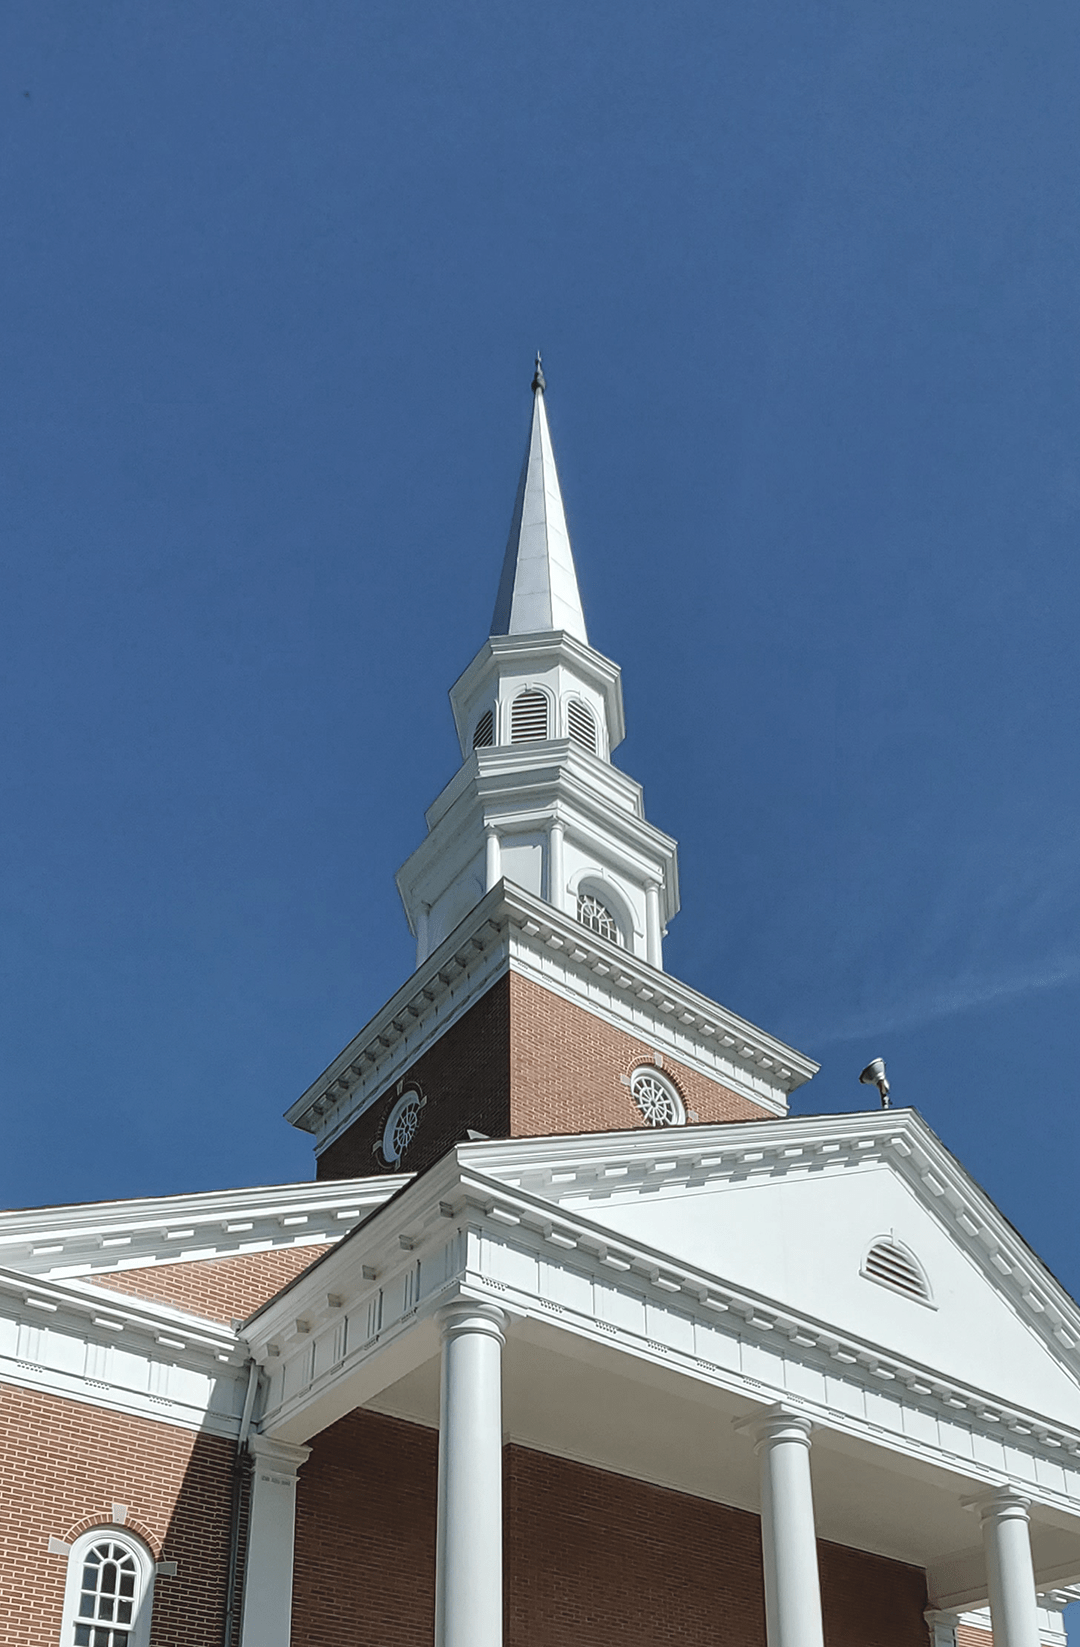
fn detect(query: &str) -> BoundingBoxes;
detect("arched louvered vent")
[567,699,597,754]
[472,709,494,749]
[863,1239,930,1303]
[511,689,549,743]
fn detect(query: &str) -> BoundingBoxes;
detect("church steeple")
[490,356,589,644]
[396,366,679,970]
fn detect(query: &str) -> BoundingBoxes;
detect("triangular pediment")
[475,1111,1080,1429]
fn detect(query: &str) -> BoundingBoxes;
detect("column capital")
[962,1486,1032,1526]
[436,1300,508,1346]
[247,1433,311,1475]
[734,1403,815,1452]
[924,1609,960,1647]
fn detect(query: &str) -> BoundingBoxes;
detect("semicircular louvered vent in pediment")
[862,1238,931,1304]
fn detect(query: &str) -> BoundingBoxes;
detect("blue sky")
[2,0,1079,1336]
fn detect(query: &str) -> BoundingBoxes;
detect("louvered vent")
[567,700,597,755]
[510,689,549,743]
[863,1240,930,1302]
[472,709,494,749]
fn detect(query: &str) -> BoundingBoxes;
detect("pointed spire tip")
[531,351,546,394]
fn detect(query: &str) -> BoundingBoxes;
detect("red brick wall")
[290,1409,928,1647]
[0,1383,233,1647]
[315,968,771,1180]
[292,1409,437,1647]
[315,976,512,1180]
[508,969,772,1136]
[957,1629,993,1647]
[94,1244,334,1324]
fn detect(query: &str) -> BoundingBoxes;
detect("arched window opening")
[510,689,549,743]
[64,1531,153,1647]
[567,700,598,755]
[629,1067,686,1128]
[862,1239,932,1304]
[577,891,620,945]
[472,709,494,749]
[382,1089,426,1169]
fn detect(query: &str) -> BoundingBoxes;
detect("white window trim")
[61,1527,156,1647]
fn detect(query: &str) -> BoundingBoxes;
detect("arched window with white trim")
[62,1529,155,1647]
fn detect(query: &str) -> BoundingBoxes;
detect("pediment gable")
[474,1111,1080,1429]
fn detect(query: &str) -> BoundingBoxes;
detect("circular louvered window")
[630,1067,685,1127]
[862,1239,931,1304]
[567,699,598,754]
[473,709,494,749]
[510,689,549,742]
[382,1090,426,1167]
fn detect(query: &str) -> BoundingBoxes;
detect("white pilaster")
[741,1408,825,1647]
[645,880,662,968]
[435,1301,508,1647]
[240,1434,311,1647]
[547,819,565,911]
[978,1490,1041,1647]
[924,1610,960,1647]
[484,829,502,893]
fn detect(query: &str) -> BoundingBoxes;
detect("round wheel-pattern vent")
[383,1090,426,1166]
[630,1068,685,1127]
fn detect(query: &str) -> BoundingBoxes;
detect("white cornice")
[285,883,817,1145]
[0,1176,406,1281]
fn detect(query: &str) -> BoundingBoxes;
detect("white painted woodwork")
[745,1409,825,1647]
[979,1491,1042,1647]
[491,382,587,642]
[240,1435,311,1647]
[435,1302,507,1647]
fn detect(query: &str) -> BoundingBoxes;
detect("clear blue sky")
[2,3,1079,1326]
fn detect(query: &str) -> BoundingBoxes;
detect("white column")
[547,819,564,910]
[435,1302,507,1647]
[743,1409,825,1647]
[979,1490,1041,1647]
[644,880,662,968]
[240,1434,311,1647]
[484,828,502,892]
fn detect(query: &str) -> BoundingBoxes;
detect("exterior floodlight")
[859,1058,890,1109]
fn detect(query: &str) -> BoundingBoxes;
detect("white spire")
[490,356,589,643]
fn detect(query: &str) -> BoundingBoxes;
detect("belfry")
[1,368,1079,1647]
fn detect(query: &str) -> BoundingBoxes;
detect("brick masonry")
[291,1407,929,1647]
[0,1382,233,1647]
[316,967,769,1181]
[94,1244,334,1324]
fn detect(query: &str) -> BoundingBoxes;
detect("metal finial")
[859,1058,891,1109]
[531,352,546,393]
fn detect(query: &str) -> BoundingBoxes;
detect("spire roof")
[490,357,589,643]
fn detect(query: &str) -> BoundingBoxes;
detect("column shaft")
[547,820,564,909]
[981,1492,1040,1647]
[751,1412,825,1647]
[435,1303,507,1647]
[484,829,501,893]
[645,881,662,968]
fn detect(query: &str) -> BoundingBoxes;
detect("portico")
[238,1115,1080,1646]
